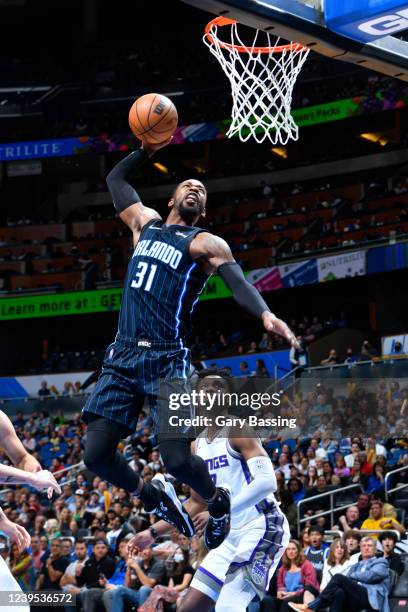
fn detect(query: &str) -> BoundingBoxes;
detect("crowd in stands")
[1,174,407,295]
[0,374,407,611]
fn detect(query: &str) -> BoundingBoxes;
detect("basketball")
[128,93,178,144]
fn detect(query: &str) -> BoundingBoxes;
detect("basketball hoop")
[204,17,310,145]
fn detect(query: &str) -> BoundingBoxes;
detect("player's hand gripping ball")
[129,93,178,144]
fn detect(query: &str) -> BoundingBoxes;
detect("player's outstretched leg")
[159,438,231,548]
[83,416,194,536]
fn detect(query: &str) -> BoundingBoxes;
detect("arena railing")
[359,530,402,540]
[385,465,408,501]
[52,461,85,485]
[296,483,363,535]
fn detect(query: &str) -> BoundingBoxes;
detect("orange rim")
[204,16,306,54]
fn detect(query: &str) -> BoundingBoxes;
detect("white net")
[204,19,310,145]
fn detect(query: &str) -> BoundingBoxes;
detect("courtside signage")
[1,95,406,162]
[0,278,232,321]
[1,240,407,320]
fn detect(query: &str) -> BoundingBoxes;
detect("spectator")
[343,347,357,364]
[366,462,386,494]
[36,538,69,593]
[360,340,378,360]
[303,527,329,582]
[289,537,390,612]
[138,545,194,611]
[320,349,339,366]
[76,539,115,609]
[276,453,292,482]
[305,476,332,513]
[275,539,320,612]
[360,500,405,539]
[60,538,73,561]
[366,436,387,461]
[9,542,34,591]
[320,538,352,590]
[239,361,250,376]
[255,358,269,377]
[30,535,45,573]
[289,337,308,374]
[358,451,374,478]
[147,450,163,473]
[248,341,258,353]
[151,529,181,559]
[309,395,332,429]
[344,442,361,468]
[38,381,51,397]
[110,546,166,611]
[350,459,367,488]
[81,539,128,611]
[60,538,88,595]
[343,530,362,556]
[356,492,371,522]
[378,531,404,576]
[288,479,305,504]
[332,505,362,531]
[43,518,60,541]
[333,456,350,479]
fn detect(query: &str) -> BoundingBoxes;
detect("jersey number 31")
[131,262,157,292]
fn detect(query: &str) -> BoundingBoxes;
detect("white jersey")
[195,427,280,529]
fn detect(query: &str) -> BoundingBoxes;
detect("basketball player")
[128,368,290,612]
[0,410,61,610]
[82,138,298,549]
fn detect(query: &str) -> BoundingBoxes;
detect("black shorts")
[81,334,192,435]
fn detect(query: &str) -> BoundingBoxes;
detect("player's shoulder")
[190,230,230,256]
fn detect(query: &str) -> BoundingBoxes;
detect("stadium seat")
[389,555,408,611]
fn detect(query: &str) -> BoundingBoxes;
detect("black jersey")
[117,220,208,344]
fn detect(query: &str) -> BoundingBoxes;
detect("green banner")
[292,97,361,127]
[0,276,232,321]
[223,97,363,138]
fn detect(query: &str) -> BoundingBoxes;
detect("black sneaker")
[145,474,194,538]
[204,487,231,549]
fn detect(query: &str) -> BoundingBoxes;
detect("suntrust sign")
[0,139,79,161]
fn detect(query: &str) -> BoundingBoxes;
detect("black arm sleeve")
[106,148,149,213]
[218,261,270,319]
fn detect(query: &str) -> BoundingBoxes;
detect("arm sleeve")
[106,148,149,213]
[231,455,277,516]
[218,262,270,319]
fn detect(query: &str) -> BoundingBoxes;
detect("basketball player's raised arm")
[0,411,61,497]
[190,233,299,348]
[0,410,41,472]
[106,140,171,237]
[229,435,277,515]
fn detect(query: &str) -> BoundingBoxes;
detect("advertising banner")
[246,267,282,292]
[382,333,408,356]
[1,94,407,162]
[279,259,318,288]
[317,250,366,282]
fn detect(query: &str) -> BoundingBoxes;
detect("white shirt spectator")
[61,558,88,593]
[375,443,387,457]
[275,464,291,482]
[345,453,356,468]
[320,558,354,590]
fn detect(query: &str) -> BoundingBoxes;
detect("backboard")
[183,0,408,81]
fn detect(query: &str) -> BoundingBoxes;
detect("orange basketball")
[128,93,178,144]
